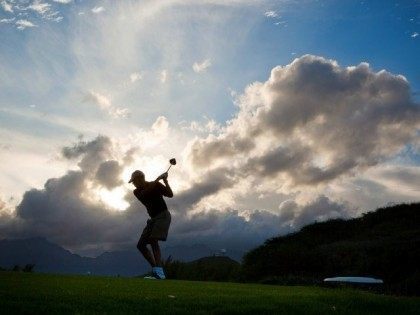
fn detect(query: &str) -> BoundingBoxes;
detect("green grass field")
[0,272,418,314]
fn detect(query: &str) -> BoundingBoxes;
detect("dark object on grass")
[324,276,383,284]
[323,276,384,294]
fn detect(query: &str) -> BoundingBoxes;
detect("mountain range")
[0,237,243,276]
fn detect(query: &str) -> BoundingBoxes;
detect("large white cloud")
[186,55,420,191]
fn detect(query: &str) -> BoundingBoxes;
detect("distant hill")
[241,203,420,295]
[165,256,241,282]
[0,237,149,276]
[0,237,242,276]
[162,244,244,262]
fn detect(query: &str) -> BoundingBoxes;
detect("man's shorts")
[139,210,171,243]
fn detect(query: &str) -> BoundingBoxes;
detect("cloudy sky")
[0,0,419,256]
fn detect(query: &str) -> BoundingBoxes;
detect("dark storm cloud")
[9,170,128,247]
[0,136,148,252]
[291,195,352,228]
[122,147,138,165]
[168,195,352,251]
[0,134,353,256]
[95,160,123,189]
[61,135,112,173]
[187,55,420,187]
[188,133,255,168]
[376,166,420,188]
[169,209,284,251]
[242,145,308,179]
[172,166,236,211]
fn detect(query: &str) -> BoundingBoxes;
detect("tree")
[23,264,35,273]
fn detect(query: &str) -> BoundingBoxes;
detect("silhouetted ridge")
[0,238,242,276]
[242,203,420,295]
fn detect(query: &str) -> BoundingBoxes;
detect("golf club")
[166,158,176,173]
[155,158,176,181]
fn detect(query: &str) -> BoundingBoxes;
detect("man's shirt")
[134,182,171,218]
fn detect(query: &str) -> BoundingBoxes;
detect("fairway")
[0,272,419,314]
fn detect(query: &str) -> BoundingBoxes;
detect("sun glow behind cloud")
[96,187,129,211]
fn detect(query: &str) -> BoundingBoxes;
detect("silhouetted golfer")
[129,170,173,279]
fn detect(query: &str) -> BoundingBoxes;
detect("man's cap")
[128,170,145,183]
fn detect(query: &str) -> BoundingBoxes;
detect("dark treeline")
[166,203,419,296]
[1,264,36,272]
[241,203,419,295]
[164,256,241,282]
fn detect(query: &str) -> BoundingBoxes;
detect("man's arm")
[161,178,173,198]
[155,172,173,197]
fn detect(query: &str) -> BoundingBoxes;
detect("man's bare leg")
[137,240,156,267]
[150,239,162,267]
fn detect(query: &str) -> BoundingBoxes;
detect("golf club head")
[165,158,177,173]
